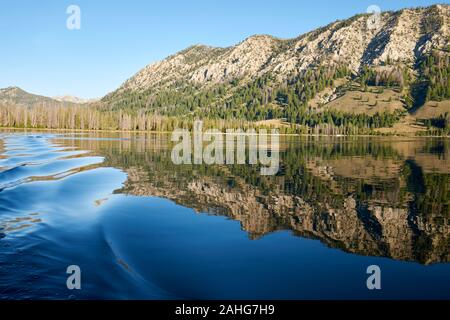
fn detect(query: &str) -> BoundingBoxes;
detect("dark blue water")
[0,132,448,299]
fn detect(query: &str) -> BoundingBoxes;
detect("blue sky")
[0,0,444,99]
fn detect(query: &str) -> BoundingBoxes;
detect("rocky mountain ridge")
[0,86,87,108]
[108,5,449,95]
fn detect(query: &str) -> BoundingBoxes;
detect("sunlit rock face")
[108,5,449,94]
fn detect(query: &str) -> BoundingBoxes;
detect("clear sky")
[0,0,445,99]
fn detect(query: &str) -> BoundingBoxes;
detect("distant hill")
[53,95,97,104]
[0,87,88,107]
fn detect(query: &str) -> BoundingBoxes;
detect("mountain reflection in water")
[62,133,449,265]
[0,132,449,299]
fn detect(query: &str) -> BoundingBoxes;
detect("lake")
[0,131,449,299]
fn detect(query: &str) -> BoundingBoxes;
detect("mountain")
[102,4,449,134]
[1,87,61,107]
[0,87,85,108]
[53,95,97,104]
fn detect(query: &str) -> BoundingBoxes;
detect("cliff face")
[106,5,449,95]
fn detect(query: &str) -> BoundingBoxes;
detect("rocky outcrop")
[107,4,449,97]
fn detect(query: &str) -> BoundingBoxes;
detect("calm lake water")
[0,131,448,299]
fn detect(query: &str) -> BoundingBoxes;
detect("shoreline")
[0,126,448,139]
